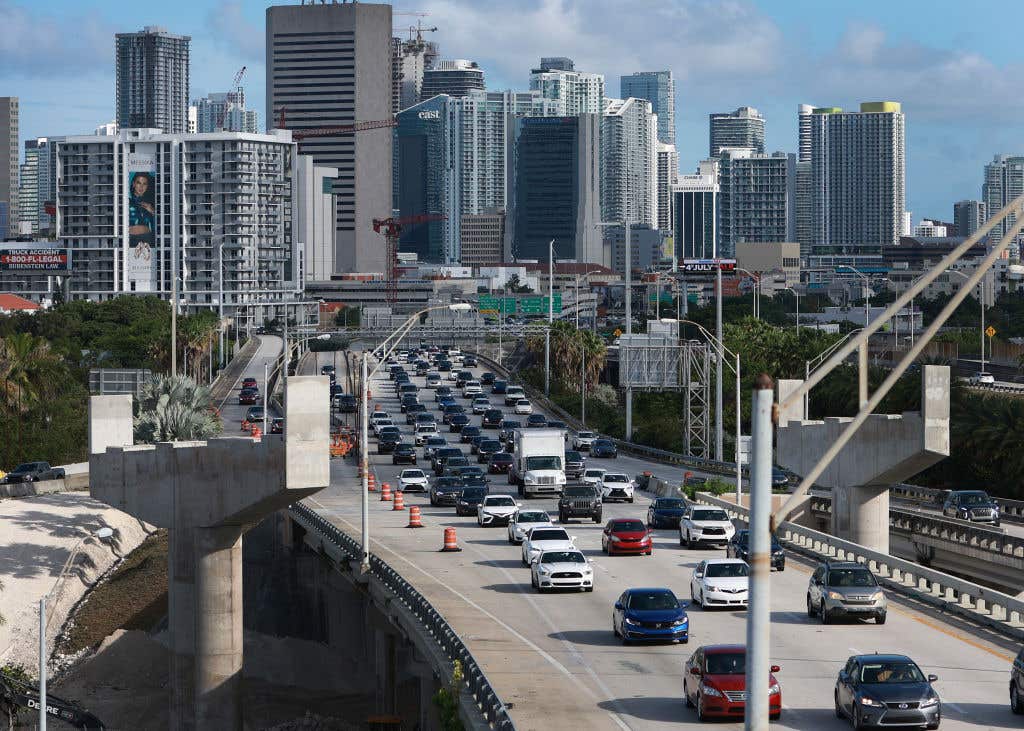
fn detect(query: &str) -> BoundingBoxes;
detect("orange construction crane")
[275,107,396,139]
[373,214,446,303]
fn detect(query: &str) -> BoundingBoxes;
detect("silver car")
[807,561,887,625]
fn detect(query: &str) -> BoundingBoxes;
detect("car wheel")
[876,612,886,625]
[834,691,843,719]
[687,533,697,550]
[699,589,707,610]
[854,706,868,731]
[679,534,686,547]
[696,693,707,721]
[585,586,593,592]
[770,711,780,721]
[521,554,528,567]
[684,685,694,708]
[806,595,815,618]
[629,497,634,503]
[1013,682,1024,714]
[594,513,602,523]
[820,602,830,625]
[507,532,514,544]
[777,565,785,572]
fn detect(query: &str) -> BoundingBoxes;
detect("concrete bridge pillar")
[832,484,890,555]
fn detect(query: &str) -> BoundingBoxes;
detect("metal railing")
[889,483,1024,525]
[289,502,515,730]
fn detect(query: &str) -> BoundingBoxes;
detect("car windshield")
[593,439,613,447]
[628,591,678,611]
[402,470,425,478]
[541,551,585,564]
[828,569,877,587]
[604,475,628,483]
[564,487,597,497]
[525,456,562,470]
[578,432,596,439]
[518,512,549,523]
[959,492,991,506]
[461,488,487,499]
[705,652,746,675]
[492,453,512,461]
[584,470,605,478]
[705,562,749,578]
[691,509,729,522]
[530,529,568,541]
[487,496,516,507]
[501,421,521,429]
[860,662,925,684]
[480,440,501,450]
[613,520,645,532]
[656,499,687,509]
[565,451,582,461]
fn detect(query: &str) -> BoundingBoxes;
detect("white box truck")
[510,429,566,497]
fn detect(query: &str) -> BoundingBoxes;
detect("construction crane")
[274,108,396,140]
[216,66,247,131]
[373,214,446,303]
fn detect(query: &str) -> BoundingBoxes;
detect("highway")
[299,348,1018,731]
[216,335,284,436]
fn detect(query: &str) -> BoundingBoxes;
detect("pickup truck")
[4,461,65,483]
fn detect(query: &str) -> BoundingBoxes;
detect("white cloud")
[0,1,112,76]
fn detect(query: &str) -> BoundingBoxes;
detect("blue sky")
[4,0,1024,222]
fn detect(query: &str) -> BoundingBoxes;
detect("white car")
[969,371,995,385]
[599,472,635,503]
[573,431,597,451]
[398,468,430,493]
[521,526,576,566]
[582,467,607,487]
[514,399,533,415]
[414,424,439,445]
[531,549,594,593]
[472,397,491,414]
[507,509,553,544]
[464,381,483,397]
[679,506,736,548]
[372,418,395,436]
[690,558,749,609]
[426,374,442,388]
[369,411,391,427]
[477,494,521,526]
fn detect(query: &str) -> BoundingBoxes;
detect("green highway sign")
[478,295,516,314]
[518,294,562,314]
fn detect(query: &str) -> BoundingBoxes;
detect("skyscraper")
[717,149,793,257]
[602,97,658,232]
[954,199,987,240]
[192,91,258,133]
[266,2,393,274]
[420,60,484,100]
[983,155,1024,247]
[795,104,815,254]
[392,33,439,113]
[115,27,190,133]
[620,71,675,145]
[656,142,679,234]
[0,97,17,239]
[808,102,906,252]
[18,140,39,236]
[673,160,719,259]
[709,106,765,157]
[506,115,603,265]
[529,59,605,116]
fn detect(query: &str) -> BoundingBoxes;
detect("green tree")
[134,375,222,443]
[524,320,606,392]
[504,274,533,294]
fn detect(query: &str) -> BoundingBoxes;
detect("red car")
[488,452,514,473]
[601,518,653,555]
[238,387,259,405]
[242,377,258,389]
[683,645,782,722]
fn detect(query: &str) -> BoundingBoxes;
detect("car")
[435,386,454,402]
[491,379,508,394]
[442,404,465,423]
[647,497,689,529]
[447,413,470,432]
[400,395,419,413]
[942,489,1000,526]
[438,397,457,410]
[679,506,736,548]
[398,468,429,492]
[460,425,482,444]
[507,509,553,544]
[590,438,618,458]
[513,399,533,415]
[835,654,940,729]
[441,455,471,476]
[525,413,547,428]
[521,526,576,565]
[573,431,598,451]
[437,360,452,372]
[246,406,265,423]
[422,436,448,459]
[463,381,483,397]
[683,645,781,721]
[807,560,887,624]
[970,371,995,385]
[477,494,521,526]
[378,433,403,454]
[3,461,64,484]
[727,529,785,571]
[239,387,259,405]
[772,467,794,488]
[432,447,463,473]
[392,443,417,465]
[581,467,607,487]
[601,518,653,556]
[270,417,285,434]
[482,409,504,429]
[462,356,477,367]
[404,403,427,422]
[414,424,440,445]
[480,372,495,385]
[690,558,749,609]
[471,397,491,415]
[318,365,335,377]
[455,370,474,387]
[456,485,490,516]
[498,420,522,444]
[242,377,259,389]
[426,373,442,388]
[598,472,635,503]
[476,439,502,463]
[429,477,464,507]
[557,485,603,524]
[330,383,344,399]
[337,394,357,412]
[1011,647,1024,714]
[414,412,437,427]
[488,452,514,474]
[564,450,585,481]
[531,549,594,593]
[612,588,689,644]
[372,419,395,436]
[369,410,391,426]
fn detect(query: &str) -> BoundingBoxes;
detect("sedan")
[488,452,514,474]
[482,409,504,429]
[476,439,502,463]
[239,388,259,405]
[460,425,482,444]
[429,477,463,507]
[480,372,495,385]
[683,645,781,721]
[612,587,689,644]
[601,518,653,556]
[521,526,576,566]
[834,654,940,729]
[397,468,429,492]
[531,550,594,593]
[421,436,447,459]
[582,468,607,487]
[507,509,553,544]
[270,417,285,434]
[456,486,490,516]
[477,494,521,526]
[472,397,491,414]
[726,529,785,571]
[598,473,635,503]
[246,406,266,423]
[434,386,454,402]
[448,413,471,432]
[647,497,688,529]
[525,414,548,428]
[690,558,749,610]
[590,439,618,458]
[514,399,533,415]
[391,443,417,464]
[242,377,259,389]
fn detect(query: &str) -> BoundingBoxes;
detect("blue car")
[647,497,689,528]
[438,396,457,409]
[612,587,689,644]
[591,438,618,458]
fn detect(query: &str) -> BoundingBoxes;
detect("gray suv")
[942,489,1000,527]
[807,560,887,625]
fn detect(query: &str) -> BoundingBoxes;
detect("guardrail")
[289,502,514,730]
[964,380,1024,394]
[890,483,1024,525]
[693,492,1024,642]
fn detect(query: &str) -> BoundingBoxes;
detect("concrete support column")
[169,526,197,731]
[194,525,244,731]
[831,485,890,554]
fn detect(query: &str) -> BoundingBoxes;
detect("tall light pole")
[575,270,602,425]
[715,263,724,461]
[948,269,987,372]
[545,239,554,396]
[837,265,874,328]
[596,219,633,436]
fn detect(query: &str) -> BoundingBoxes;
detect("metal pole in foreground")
[734,354,742,505]
[39,596,46,731]
[263,362,269,435]
[360,351,370,573]
[745,373,774,731]
[715,265,724,461]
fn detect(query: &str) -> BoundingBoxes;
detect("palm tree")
[0,333,61,416]
[134,375,222,443]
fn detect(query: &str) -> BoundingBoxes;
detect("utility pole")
[624,208,633,439]
[545,239,554,396]
[715,264,724,462]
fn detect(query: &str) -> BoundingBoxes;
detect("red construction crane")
[217,66,247,131]
[275,107,396,139]
[373,214,446,303]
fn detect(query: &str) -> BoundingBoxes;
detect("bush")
[309,335,350,352]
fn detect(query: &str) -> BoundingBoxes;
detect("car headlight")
[920,695,940,708]
[673,617,688,626]
[701,684,723,697]
[706,585,720,593]
[624,617,640,626]
[860,696,885,707]
[538,566,550,574]
[525,476,536,484]
[827,591,845,601]
[768,682,780,695]
[609,536,621,542]
[870,590,884,601]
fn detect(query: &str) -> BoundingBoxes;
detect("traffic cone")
[392,491,405,511]
[407,505,423,528]
[368,473,377,492]
[440,526,461,552]
[241,419,250,432]
[251,426,262,441]
[380,482,392,502]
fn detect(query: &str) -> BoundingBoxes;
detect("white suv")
[598,472,635,503]
[573,431,597,451]
[521,526,575,566]
[582,467,607,487]
[507,509,553,544]
[464,380,483,397]
[414,423,439,445]
[477,494,521,526]
[679,506,736,549]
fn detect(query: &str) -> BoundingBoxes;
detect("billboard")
[680,258,736,275]
[125,148,158,291]
[0,246,71,272]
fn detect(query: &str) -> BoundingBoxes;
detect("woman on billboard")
[128,171,156,248]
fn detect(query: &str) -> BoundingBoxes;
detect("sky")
[3,0,1024,222]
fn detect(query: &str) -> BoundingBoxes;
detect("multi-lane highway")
[298,347,1018,731]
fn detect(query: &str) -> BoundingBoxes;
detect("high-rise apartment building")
[506,115,603,265]
[0,97,17,240]
[808,102,906,252]
[460,210,505,266]
[115,27,191,133]
[795,104,815,255]
[18,141,39,236]
[540,57,574,72]
[983,155,1024,247]
[607,225,663,273]
[421,59,484,100]
[192,91,258,133]
[529,59,605,115]
[266,2,393,274]
[620,71,675,144]
[954,199,987,240]
[602,97,658,233]
[656,142,679,234]
[392,34,439,113]
[22,137,63,238]
[709,106,765,157]
[717,149,793,257]
[673,160,718,259]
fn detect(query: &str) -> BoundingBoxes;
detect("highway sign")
[680,258,736,275]
[986,326,996,338]
[478,295,516,314]
[518,294,562,314]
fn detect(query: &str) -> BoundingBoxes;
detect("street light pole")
[715,264,724,462]
[545,239,554,397]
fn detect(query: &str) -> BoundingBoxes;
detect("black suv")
[558,485,602,524]
[482,409,504,429]
[1011,646,1024,713]
[564,450,585,481]
[942,490,1000,527]
[727,529,785,571]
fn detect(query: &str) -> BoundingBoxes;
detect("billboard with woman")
[125,149,157,289]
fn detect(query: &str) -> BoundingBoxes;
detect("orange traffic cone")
[241,419,250,432]
[368,473,377,492]
[392,491,405,511]
[440,526,461,552]
[407,505,423,528]
[380,482,392,502]
[251,426,262,441]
